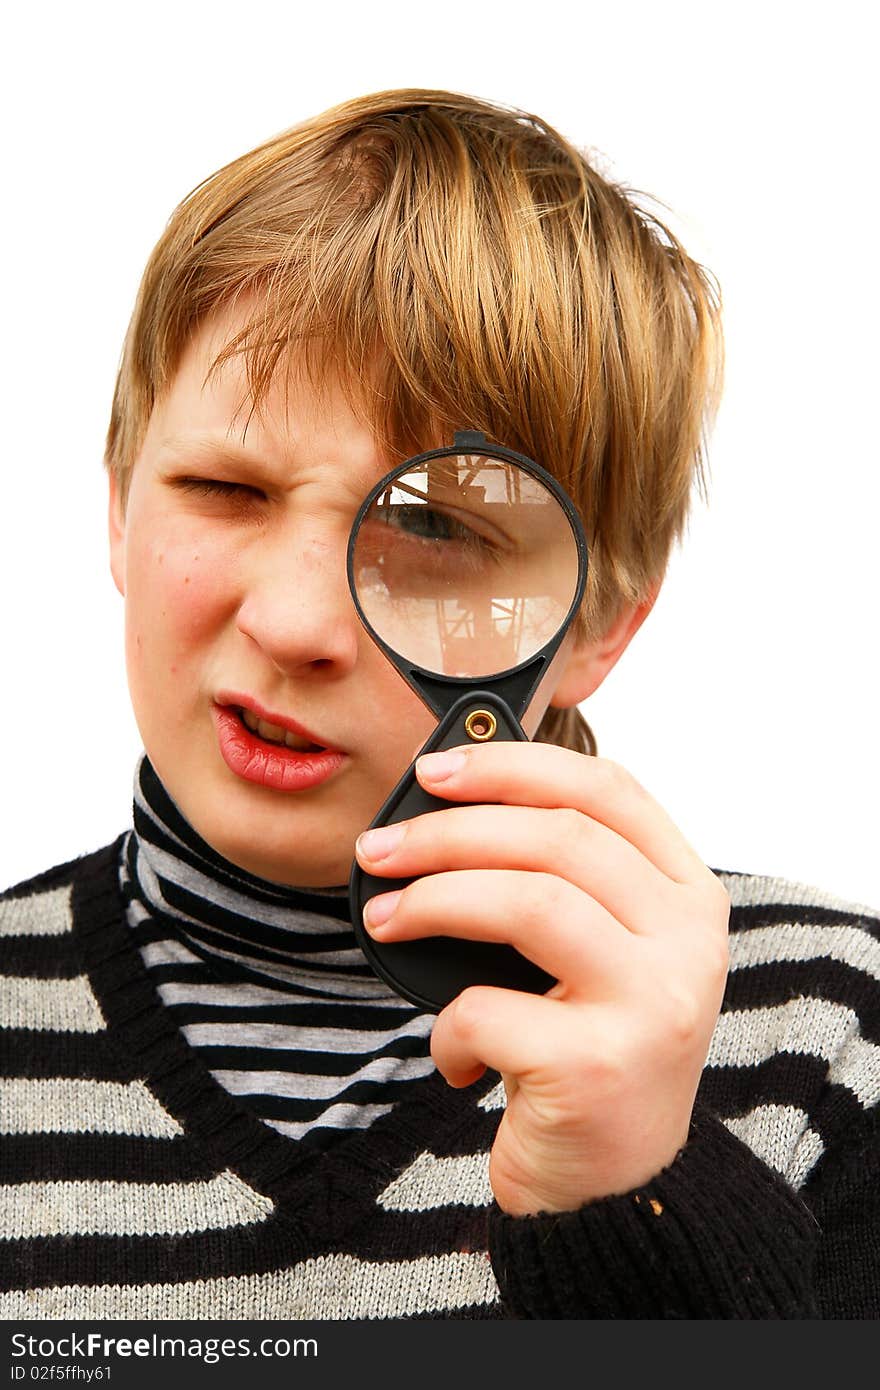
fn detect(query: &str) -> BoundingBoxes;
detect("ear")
[548,580,662,709]
[108,471,126,597]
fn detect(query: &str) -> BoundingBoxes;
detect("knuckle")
[715,880,733,924]
[675,885,730,995]
[701,872,732,920]
[521,872,564,926]
[576,1036,630,1098]
[592,756,638,800]
[706,928,731,992]
[660,986,705,1050]
[449,986,494,1040]
[548,806,584,848]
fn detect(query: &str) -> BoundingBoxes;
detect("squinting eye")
[175,478,265,501]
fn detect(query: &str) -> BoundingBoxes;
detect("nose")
[235,526,361,676]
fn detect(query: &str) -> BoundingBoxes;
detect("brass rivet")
[464,709,497,742]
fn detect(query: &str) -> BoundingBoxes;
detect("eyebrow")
[158,434,270,468]
[157,431,392,495]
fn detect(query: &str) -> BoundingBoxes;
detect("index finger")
[414,741,708,885]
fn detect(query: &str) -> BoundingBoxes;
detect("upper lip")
[215,691,341,751]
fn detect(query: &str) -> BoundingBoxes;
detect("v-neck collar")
[71,839,500,1247]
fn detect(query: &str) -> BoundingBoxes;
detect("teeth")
[239,708,320,751]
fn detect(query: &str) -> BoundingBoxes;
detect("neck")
[124,755,375,993]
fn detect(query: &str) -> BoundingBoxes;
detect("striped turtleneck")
[119,756,434,1149]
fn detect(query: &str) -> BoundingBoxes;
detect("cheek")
[367,658,438,772]
[125,531,235,672]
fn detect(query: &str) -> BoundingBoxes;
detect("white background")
[2,1,877,909]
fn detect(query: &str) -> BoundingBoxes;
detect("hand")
[354,741,731,1217]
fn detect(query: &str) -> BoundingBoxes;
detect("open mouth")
[235,706,325,753]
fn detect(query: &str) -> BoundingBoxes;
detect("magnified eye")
[350,448,584,679]
[386,504,478,545]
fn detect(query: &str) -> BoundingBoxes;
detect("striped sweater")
[1,839,878,1318]
[119,755,436,1148]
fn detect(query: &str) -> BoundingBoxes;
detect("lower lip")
[213,706,347,792]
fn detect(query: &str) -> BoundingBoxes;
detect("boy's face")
[109,303,585,886]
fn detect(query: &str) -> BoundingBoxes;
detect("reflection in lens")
[351,454,580,677]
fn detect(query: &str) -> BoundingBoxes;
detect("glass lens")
[351,453,580,677]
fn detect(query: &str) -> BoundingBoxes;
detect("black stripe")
[195,1034,431,1074]
[0,1030,133,1082]
[130,924,380,999]
[135,907,367,975]
[698,1051,832,1117]
[0,1222,295,1293]
[224,1073,436,1123]
[0,934,84,979]
[0,1133,216,1184]
[158,895,360,959]
[442,1110,505,1159]
[807,1082,878,1158]
[724,959,880,1040]
[162,1000,421,1029]
[729,901,880,937]
[338,1204,494,1263]
[133,964,408,1016]
[699,1063,874,1176]
[0,1203,495,1294]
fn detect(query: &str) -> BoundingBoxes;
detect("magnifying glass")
[347,430,588,1013]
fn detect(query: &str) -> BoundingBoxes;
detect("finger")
[430,985,589,1086]
[356,801,676,937]
[414,742,708,886]
[362,867,633,990]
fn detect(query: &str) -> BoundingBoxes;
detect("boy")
[1,88,877,1319]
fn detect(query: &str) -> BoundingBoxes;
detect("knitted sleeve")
[488,1105,823,1318]
[489,874,880,1319]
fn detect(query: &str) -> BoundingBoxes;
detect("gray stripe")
[479,1082,506,1111]
[707,997,880,1108]
[270,1102,395,1139]
[183,1015,434,1052]
[0,976,104,1034]
[157,979,414,1010]
[718,872,879,919]
[141,928,391,998]
[722,1104,825,1189]
[379,1151,493,1211]
[161,934,374,978]
[0,1078,183,1138]
[211,1052,436,1101]
[728,921,880,984]
[0,1250,500,1319]
[0,886,72,939]
[0,1170,273,1239]
[139,937,204,968]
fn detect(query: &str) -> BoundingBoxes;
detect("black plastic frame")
[346,429,589,1012]
[346,430,589,722]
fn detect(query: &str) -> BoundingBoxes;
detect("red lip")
[215,691,341,752]
[212,696,346,793]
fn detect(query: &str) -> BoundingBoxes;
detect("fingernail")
[364,890,402,931]
[417,749,467,782]
[356,823,406,862]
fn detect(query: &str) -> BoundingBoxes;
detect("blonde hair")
[105,88,723,755]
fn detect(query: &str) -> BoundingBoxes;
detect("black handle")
[349,690,556,1012]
